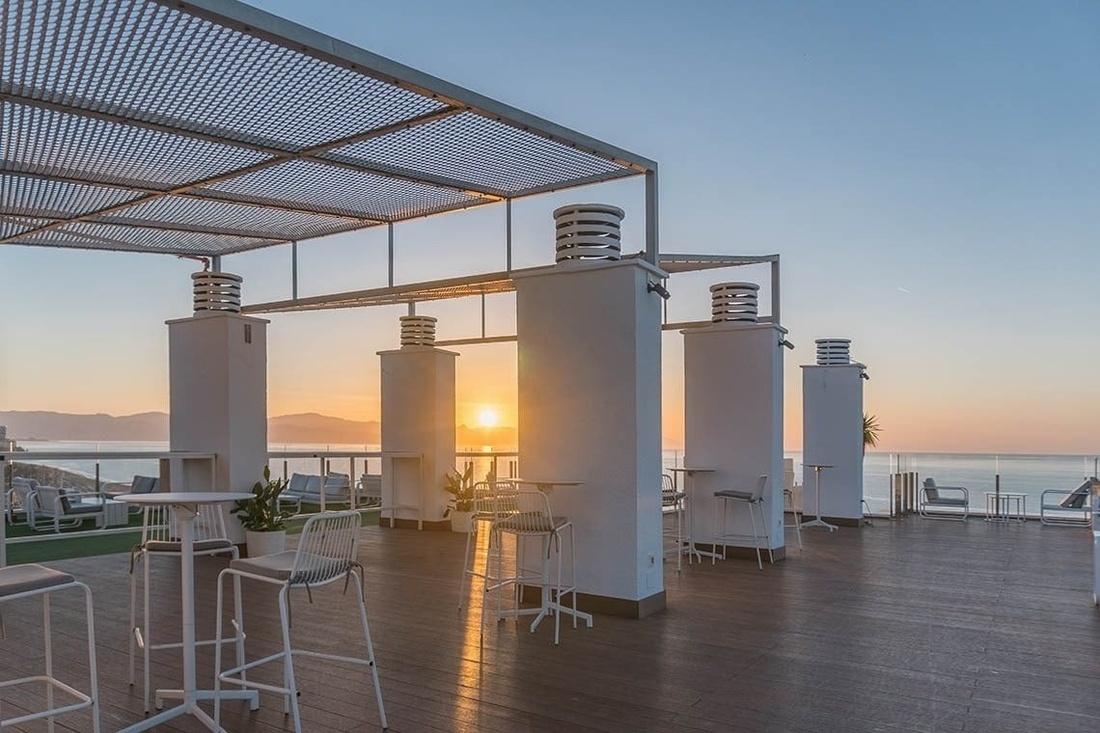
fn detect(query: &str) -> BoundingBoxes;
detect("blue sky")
[3,0,1099,452]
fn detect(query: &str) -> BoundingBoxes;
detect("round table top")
[806,464,834,469]
[510,478,583,487]
[116,491,253,505]
[668,467,715,473]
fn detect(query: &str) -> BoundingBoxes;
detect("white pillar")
[168,272,268,542]
[515,254,665,618]
[682,307,786,561]
[378,316,456,529]
[802,339,865,524]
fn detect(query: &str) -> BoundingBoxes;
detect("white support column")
[802,339,865,524]
[515,204,664,618]
[168,272,268,543]
[378,315,456,529]
[682,314,786,561]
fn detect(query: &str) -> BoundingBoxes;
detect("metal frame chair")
[129,503,243,712]
[29,485,109,533]
[0,563,100,732]
[713,475,774,570]
[458,480,517,610]
[483,489,582,645]
[918,479,970,521]
[1040,479,1096,527]
[662,473,687,572]
[213,510,387,732]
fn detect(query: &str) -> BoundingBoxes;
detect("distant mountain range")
[0,410,516,448]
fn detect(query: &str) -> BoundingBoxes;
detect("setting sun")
[477,407,498,428]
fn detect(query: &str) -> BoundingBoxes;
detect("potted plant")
[232,466,293,556]
[443,464,476,533]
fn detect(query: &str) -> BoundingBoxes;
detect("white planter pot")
[449,510,473,533]
[245,529,287,558]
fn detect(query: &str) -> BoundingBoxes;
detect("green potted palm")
[863,413,881,452]
[443,464,476,533]
[232,466,293,556]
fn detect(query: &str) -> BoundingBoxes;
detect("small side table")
[985,492,1026,523]
[802,464,837,532]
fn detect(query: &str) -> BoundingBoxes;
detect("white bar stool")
[0,563,100,732]
[713,475,774,570]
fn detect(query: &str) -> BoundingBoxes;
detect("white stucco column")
[682,282,786,561]
[378,315,457,530]
[167,273,268,542]
[802,339,865,524]
[514,204,665,618]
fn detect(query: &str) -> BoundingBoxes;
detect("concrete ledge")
[519,587,666,619]
[378,517,450,531]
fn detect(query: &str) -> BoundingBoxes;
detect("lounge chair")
[919,478,969,521]
[6,477,40,525]
[281,471,353,507]
[1040,478,1097,527]
[105,475,160,513]
[32,485,110,533]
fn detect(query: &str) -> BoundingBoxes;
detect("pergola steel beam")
[1,0,657,259]
[164,0,658,174]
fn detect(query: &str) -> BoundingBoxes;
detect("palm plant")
[863,413,881,451]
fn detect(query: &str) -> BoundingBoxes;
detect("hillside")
[0,410,382,445]
[0,411,518,447]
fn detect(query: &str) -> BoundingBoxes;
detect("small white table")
[802,464,838,532]
[502,478,592,632]
[668,467,717,562]
[117,492,258,733]
[985,491,1026,523]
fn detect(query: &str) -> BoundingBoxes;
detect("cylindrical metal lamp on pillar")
[400,315,437,347]
[192,272,242,314]
[815,338,851,365]
[553,204,625,262]
[710,282,759,323]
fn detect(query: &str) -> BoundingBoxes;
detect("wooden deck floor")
[1,516,1098,732]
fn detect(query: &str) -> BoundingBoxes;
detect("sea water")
[11,440,1099,517]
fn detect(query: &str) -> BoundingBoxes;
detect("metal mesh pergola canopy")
[1,0,653,257]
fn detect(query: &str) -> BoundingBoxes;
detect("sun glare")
[477,407,498,428]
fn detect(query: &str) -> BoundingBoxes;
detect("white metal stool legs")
[0,566,100,733]
[784,488,803,551]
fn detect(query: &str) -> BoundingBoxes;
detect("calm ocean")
[12,441,1099,517]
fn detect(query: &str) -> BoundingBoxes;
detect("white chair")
[918,478,969,521]
[5,478,39,526]
[129,503,243,712]
[483,489,579,645]
[661,474,687,572]
[458,480,517,610]
[31,485,109,533]
[713,475,774,570]
[0,563,100,732]
[213,510,387,732]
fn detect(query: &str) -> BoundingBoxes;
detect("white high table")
[506,478,593,632]
[668,467,717,562]
[803,464,838,532]
[117,492,258,732]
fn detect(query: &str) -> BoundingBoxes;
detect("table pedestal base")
[118,687,257,733]
[801,517,838,532]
